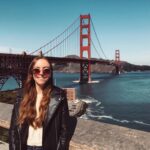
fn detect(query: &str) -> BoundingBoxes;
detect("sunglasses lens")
[32,68,40,76]
[43,69,50,76]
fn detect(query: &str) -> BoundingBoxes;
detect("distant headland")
[53,55,150,73]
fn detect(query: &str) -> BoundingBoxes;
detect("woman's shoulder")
[52,86,66,97]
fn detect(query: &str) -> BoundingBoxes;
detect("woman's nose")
[39,70,44,75]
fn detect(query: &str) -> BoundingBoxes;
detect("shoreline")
[0,89,150,132]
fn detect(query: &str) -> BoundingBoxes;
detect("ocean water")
[2,72,150,131]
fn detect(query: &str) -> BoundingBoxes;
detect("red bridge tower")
[80,14,91,83]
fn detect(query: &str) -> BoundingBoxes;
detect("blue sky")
[0,0,150,65]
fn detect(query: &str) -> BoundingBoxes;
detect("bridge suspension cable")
[30,15,108,60]
[91,38,102,58]
[43,26,80,56]
[30,16,80,55]
[91,18,107,59]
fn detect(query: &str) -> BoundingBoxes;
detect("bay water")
[2,71,150,131]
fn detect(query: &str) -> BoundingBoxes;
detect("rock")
[68,100,88,117]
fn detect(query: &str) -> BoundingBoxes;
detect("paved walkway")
[0,103,13,128]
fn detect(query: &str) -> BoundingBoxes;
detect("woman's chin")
[36,82,47,87]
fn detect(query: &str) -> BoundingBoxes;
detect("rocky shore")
[0,90,18,104]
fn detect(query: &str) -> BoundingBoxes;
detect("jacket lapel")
[44,93,62,129]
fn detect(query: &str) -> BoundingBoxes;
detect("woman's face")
[32,59,51,88]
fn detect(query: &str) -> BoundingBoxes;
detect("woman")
[9,56,69,150]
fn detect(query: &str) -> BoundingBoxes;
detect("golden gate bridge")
[0,14,121,90]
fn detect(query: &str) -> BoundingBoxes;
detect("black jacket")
[9,86,69,150]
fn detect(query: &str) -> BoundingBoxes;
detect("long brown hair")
[18,56,53,128]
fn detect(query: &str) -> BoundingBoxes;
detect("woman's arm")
[58,93,70,150]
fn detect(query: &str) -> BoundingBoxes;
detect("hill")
[121,61,150,72]
[53,55,150,73]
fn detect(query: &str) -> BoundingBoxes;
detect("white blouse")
[27,95,43,146]
[27,125,43,146]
